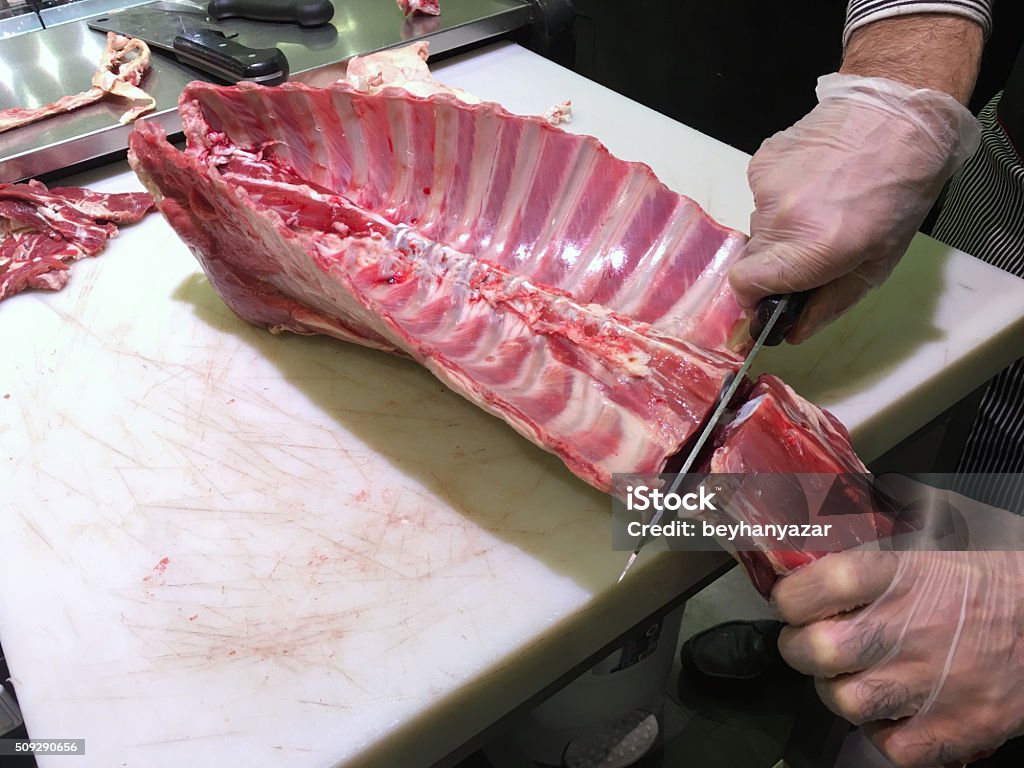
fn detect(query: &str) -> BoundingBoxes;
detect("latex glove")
[773,481,1024,767]
[729,73,982,342]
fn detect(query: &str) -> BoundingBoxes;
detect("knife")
[149,0,335,26]
[88,7,289,85]
[616,290,811,582]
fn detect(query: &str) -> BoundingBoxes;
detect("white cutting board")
[2,42,1023,768]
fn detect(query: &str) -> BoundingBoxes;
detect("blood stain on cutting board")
[114,487,490,678]
[142,556,170,583]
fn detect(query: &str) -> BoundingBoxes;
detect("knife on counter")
[151,0,335,26]
[85,0,335,86]
[616,290,811,583]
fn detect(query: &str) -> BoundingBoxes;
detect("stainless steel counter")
[0,0,532,182]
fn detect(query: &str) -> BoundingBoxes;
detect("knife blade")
[87,7,289,85]
[616,290,811,583]
[148,0,335,27]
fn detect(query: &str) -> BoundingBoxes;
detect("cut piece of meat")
[0,32,154,136]
[396,0,440,16]
[129,114,744,490]
[0,180,154,301]
[342,41,480,104]
[38,184,155,223]
[709,376,868,477]
[342,42,574,128]
[705,375,892,597]
[89,32,155,124]
[543,100,573,126]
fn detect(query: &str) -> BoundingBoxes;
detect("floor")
[652,568,802,768]
[456,566,805,768]
[455,558,1023,768]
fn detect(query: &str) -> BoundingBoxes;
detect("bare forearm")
[841,14,984,105]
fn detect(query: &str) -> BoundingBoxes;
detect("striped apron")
[930,44,1024,511]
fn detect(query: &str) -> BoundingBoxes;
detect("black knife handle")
[751,290,812,346]
[173,30,289,84]
[208,0,335,26]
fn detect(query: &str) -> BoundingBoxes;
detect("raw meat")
[543,100,573,126]
[126,51,881,595]
[343,42,480,104]
[0,32,154,135]
[704,375,891,597]
[128,77,750,491]
[396,0,440,16]
[0,181,154,300]
[342,43,573,128]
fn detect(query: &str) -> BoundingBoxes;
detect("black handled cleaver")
[148,0,335,26]
[87,7,289,85]
[207,0,335,26]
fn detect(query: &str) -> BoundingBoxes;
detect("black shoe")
[679,619,787,697]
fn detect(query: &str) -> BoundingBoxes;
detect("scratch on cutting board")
[61,413,140,464]
[263,440,356,468]
[130,730,249,747]
[195,355,231,431]
[31,463,93,503]
[109,478,504,679]
[119,561,407,672]
[88,486,149,548]
[16,512,59,558]
[134,355,196,391]
[48,303,117,351]
[117,567,355,670]
[295,699,355,710]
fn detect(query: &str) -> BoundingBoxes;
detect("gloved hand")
[773,480,1024,767]
[729,73,982,342]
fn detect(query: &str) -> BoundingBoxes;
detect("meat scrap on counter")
[0,32,155,135]
[542,99,573,126]
[342,42,572,125]
[0,181,154,301]
[342,41,479,102]
[396,0,440,16]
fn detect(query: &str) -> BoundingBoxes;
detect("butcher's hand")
[773,481,1024,768]
[729,15,984,343]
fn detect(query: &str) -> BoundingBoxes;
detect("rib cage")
[183,82,748,350]
[129,81,751,490]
